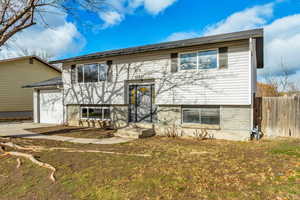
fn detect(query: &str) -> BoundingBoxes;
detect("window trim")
[80,106,111,120]
[181,106,221,126]
[76,62,107,84]
[178,48,220,71]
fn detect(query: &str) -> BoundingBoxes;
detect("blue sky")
[1,0,300,84]
[67,0,298,57]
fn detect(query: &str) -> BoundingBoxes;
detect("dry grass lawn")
[0,134,299,200]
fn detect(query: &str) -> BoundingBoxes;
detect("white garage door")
[39,90,63,124]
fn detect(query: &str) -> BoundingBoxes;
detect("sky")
[1,0,300,83]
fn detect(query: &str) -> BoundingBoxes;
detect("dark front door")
[129,84,154,123]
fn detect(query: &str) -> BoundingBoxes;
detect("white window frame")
[181,106,220,125]
[76,62,107,83]
[80,106,111,120]
[178,48,219,71]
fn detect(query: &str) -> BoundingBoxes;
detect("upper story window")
[179,50,218,71]
[179,52,197,70]
[77,63,107,83]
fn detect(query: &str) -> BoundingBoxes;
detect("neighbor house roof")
[0,56,61,72]
[51,29,264,65]
[23,77,62,88]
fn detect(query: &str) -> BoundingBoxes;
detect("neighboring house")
[0,56,61,120]
[25,29,264,140]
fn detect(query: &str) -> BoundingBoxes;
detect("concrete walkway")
[0,122,134,144]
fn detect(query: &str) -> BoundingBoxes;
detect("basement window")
[182,106,220,125]
[80,107,111,120]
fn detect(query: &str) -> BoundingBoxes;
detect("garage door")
[39,90,63,124]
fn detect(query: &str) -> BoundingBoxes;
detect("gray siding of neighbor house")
[62,40,253,106]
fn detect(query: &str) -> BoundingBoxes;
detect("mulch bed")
[26,126,115,139]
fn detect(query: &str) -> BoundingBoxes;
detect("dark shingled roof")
[51,29,264,64]
[23,77,62,88]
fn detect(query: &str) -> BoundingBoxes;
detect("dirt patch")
[26,126,115,139]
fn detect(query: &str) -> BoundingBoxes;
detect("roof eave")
[51,28,264,64]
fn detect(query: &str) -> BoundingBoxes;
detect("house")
[0,56,61,120]
[25,29,264,140]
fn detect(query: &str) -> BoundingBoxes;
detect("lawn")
[0,135,299,200]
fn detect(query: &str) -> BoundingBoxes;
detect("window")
[179,50,218,70]
[77,63,107,83]
[81,107,111,120]
[84,64,98,83]
[77,65,84,83]
[179,52,197,70]
[81,108,88,118]
[198,50,218,69]
[182,106,220,125]
[99,63,107,81]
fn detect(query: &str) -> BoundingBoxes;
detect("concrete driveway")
[0,122,133,144]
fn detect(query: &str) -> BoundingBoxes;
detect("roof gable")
[0,56,61,73]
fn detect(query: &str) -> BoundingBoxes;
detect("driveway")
[0,122,133,144]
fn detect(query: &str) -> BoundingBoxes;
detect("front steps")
[115,125,155,139]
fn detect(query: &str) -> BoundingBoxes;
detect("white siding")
[63,40,254,106]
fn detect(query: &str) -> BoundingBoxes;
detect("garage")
[39,90,63,124]
[23,76,64,124]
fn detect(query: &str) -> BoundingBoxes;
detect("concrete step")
[115,127,155,139]
[129,123,154,129]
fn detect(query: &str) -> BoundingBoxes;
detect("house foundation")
[66,104,252,140]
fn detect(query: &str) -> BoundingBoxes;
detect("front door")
[129,84,154,123]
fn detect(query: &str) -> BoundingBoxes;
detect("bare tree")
[0,0,108,47]
[263,59,299,96]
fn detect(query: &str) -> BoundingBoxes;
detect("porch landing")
[115,127,155,139]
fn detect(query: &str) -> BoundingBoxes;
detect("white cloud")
[99,0,177,28]
[263,14,300,75]
[99,11,124,28]
[143,0,177,15]
[204,3,274,35]
[166,31,200,41]
[0,5,85,60]
[165,2,300,82]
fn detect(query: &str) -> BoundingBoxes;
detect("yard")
[26,126,115,139]
[0,130,300,200]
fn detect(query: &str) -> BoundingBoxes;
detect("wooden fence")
[255,96,300,138]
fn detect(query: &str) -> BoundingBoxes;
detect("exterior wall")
[33,89,39,123]
[0,111,33,119]
[220,105,251,131]
[155,105,251,140]
[62,39,256,140]
[62,40,253,107]
[66,103,251,140]
[0,58,60,112]
[66,105,80,126]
